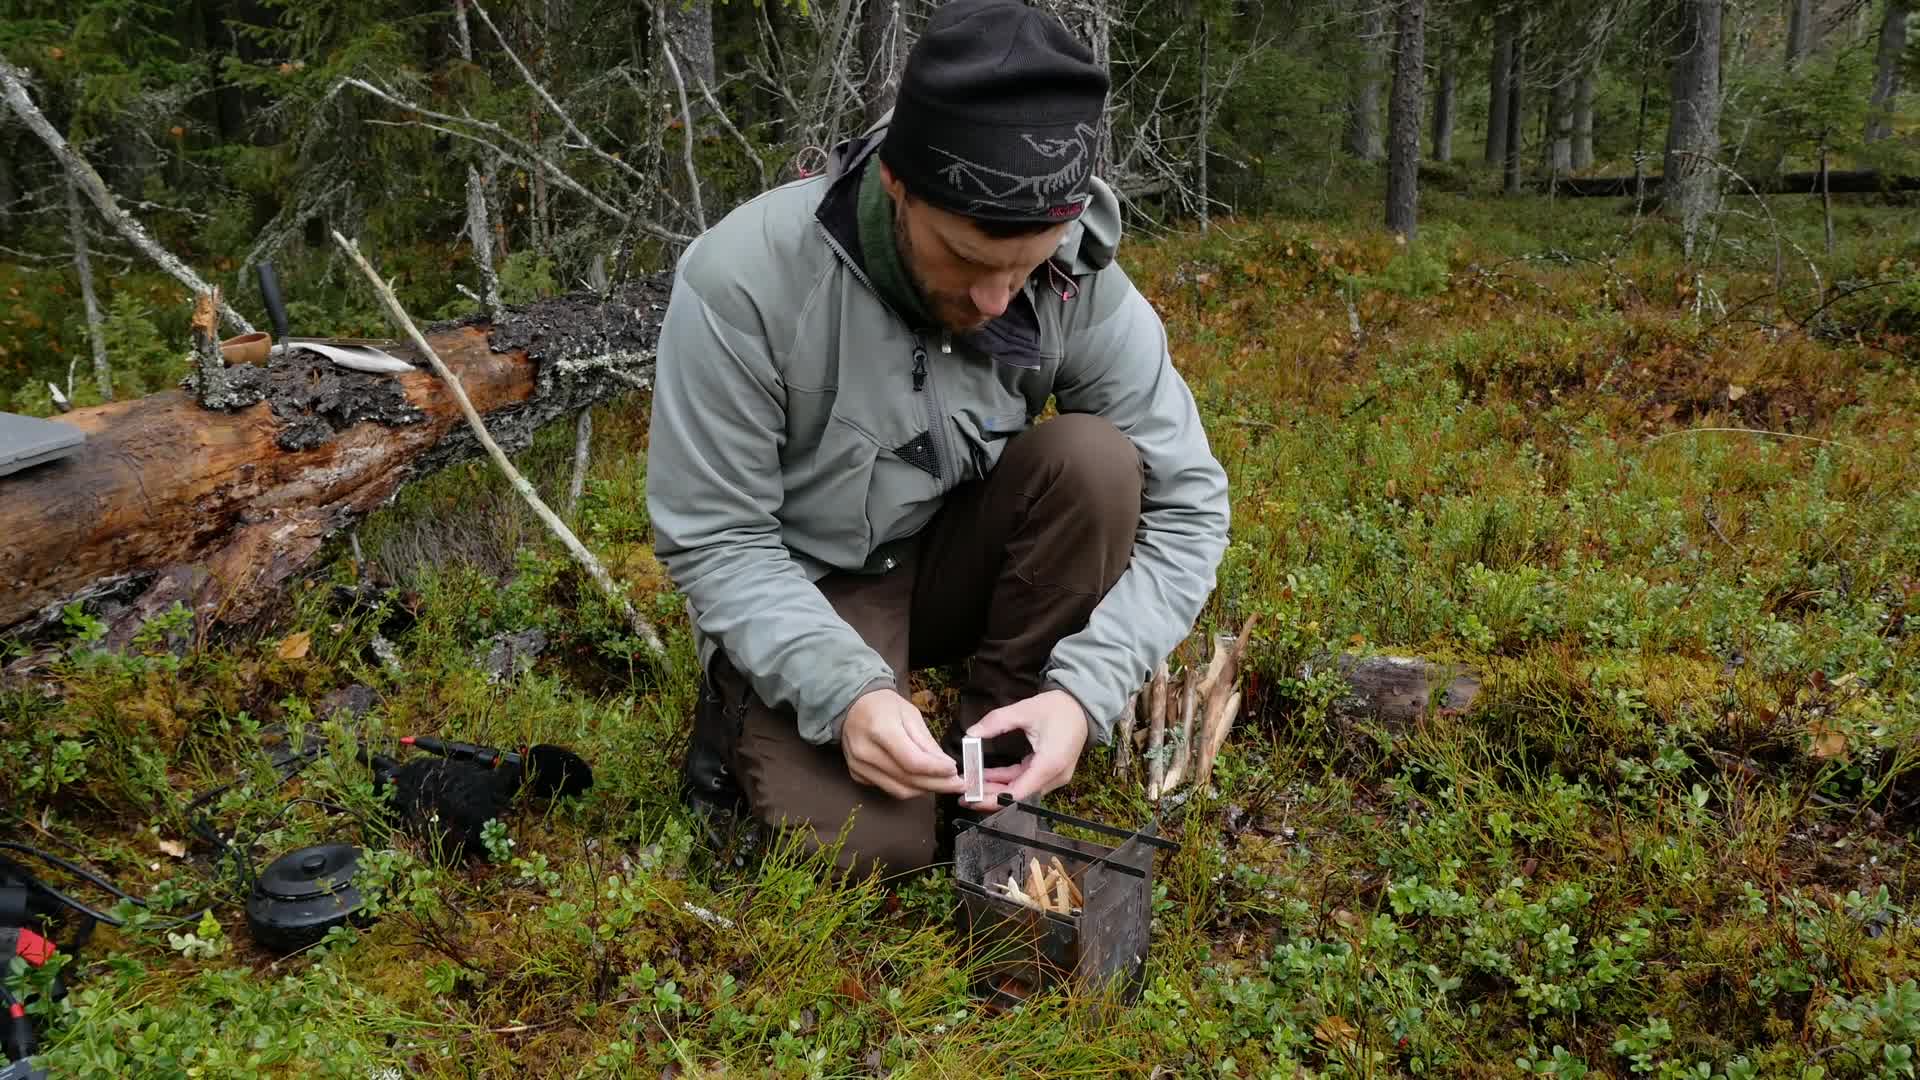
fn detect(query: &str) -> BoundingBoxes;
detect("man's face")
[881,164,1071,334]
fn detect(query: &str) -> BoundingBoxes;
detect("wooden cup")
[219,331,272,366]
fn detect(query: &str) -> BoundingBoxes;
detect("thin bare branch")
[332,228,667,660]
[468,0,650,188]
[656,7,708,232]
[659,50,768,189]
[2,59,253,334]
[345,78,693,244]
[66,176,111,401]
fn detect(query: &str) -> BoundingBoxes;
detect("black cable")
[184,743,323,815]
[184,743,328,892]
[0,857,119,928]
[0,844,144,907]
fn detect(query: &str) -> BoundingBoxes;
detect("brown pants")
[697,413,1143,881]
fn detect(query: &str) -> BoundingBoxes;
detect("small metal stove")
[952,795,1179,1010]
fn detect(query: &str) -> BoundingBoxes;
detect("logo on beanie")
[929,122,1097,216]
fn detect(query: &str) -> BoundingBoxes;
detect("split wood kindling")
[1119,613,1258,801]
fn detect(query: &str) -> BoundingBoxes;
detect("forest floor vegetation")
[4,186,1919,1078]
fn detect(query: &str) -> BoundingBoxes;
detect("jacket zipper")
[922,332,955,483]
[815,221,954,483]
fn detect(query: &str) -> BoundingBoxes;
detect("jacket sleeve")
[1044,264,1231,744]
[646,270,896,746]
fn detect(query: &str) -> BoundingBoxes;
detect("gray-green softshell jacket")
[645,122,1231,747]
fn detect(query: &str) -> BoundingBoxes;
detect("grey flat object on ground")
[0,411,85,479]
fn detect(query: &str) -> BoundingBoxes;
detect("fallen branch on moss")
[333,229,665,659]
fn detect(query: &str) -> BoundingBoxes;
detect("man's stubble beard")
[893,207,982,334]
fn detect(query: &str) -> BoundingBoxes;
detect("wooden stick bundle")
[996,855,1084,916]
[1144,660,1170,795]
[1142,614,1258,801]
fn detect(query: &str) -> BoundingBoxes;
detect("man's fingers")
[851,755,955,800]
[898,711,956,775]
[1003,745,1072,803]
[965,706,1027,742]
[981,764,1027,784]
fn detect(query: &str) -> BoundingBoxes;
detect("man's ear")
[878,160,909,207]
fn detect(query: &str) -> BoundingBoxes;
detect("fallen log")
[0,279,668,640]
[1553,169,1920,198]
[1308,653,1482,727]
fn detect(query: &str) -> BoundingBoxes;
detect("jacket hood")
[823,111,1123,277]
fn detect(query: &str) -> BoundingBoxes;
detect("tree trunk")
[1572,66,1596,169]
[1387,0,1426,238]
[453,0,473,61]
[1486,10,1516,165]
[1503,30,1525,194]
[1865,0,1910,142]
[1785,0,1812,67]
[1432,50,1456,161]
[1820,135,1834,254]
[1550,74,1575,178]
[1029,0,1112,173]
[1082,0,1116,176]
[0,281,667,638]
[860,0,912,126]
[1665,0,1722,257]
[1346,0,1387,161]
[1199,13,1212,231]
[664,0,716,121]
[67,176,111,402]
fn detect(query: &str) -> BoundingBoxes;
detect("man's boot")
[681,674,747,819]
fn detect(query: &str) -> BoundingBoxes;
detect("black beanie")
[879,0,1110,223]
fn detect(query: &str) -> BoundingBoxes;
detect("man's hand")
[962,689,1089,810]
[842,688,967,799]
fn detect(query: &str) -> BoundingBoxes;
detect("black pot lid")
[256,843,362,901]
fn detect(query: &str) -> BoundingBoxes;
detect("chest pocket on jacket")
[788,403,879,561]
[950,405,1031,480]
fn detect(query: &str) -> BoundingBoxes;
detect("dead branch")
[66,175,111,401]
[1,59,252,335]
[566,408,592,519]
[655,6,708,233]
[465,166,506,323]
[663,53,768,189]
[344,78,692,245]
[468,0,651,190]
[332,229,665,659]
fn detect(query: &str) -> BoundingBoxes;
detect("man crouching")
[646,0,1230,880]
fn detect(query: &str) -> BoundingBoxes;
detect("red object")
[399,736,417,747]
[7,1003,21,1019]
[13,928,54,967]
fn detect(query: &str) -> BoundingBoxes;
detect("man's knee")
[785,795,936,881]
[1014,413,1142,530]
